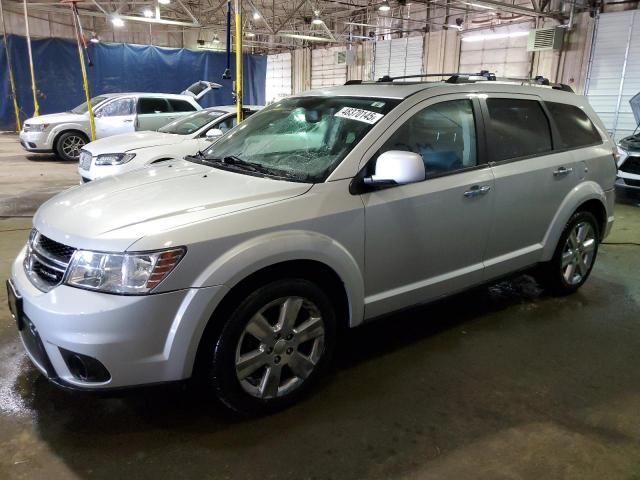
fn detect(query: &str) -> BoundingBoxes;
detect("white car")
[19,81,220,162]
[78,106,262,183]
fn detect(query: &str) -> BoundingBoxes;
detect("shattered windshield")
[159,110,226,135]
[199,96,400,183]
[71,96,109,114]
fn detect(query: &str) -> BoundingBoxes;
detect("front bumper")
[616,172,640,191]
[19,130,53,152]
[10,246,228,390]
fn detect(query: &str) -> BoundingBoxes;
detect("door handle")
[123,119,133,123]
[463,185,491,198]
[553,166,573,177]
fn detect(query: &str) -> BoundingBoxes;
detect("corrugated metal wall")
[586,10,640,141]
[266,52,292,103]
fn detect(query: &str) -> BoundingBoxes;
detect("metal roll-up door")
[374,36,424,79]
[586,10,640,142]
[459,22,533,78]
[311,47,348,89]
[266,53,292,103]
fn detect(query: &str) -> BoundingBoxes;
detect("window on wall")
[485,98,552,161]
[380,99,477,177]
[545,102,602,148]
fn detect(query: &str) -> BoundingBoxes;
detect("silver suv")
[19,81,220,161]
[7,77,617,415]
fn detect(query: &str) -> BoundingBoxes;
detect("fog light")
[59,348,111,382]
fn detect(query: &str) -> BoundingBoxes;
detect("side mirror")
[366,150,425,186]
[205,128,224,140]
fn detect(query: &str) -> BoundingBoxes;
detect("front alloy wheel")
[235,297,325,399]
[55,131,87,161]
[208,279,336,415]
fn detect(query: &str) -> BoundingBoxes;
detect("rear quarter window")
[169,99,197,112]
[545,102,602,149]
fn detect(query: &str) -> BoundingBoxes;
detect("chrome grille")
[79,150,92,170]
[24,230,77,292]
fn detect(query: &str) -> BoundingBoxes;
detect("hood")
[84,131,185,155]
[25,112,84,125]
[631,92,640,126]
[34,160,311,251]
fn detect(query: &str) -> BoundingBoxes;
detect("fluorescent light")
[378,1,391,11]
[278,33,338,42]
[465,2,496,9]
[461,30,528,42]
[212,35,220,44]
[312,13,323,25]
[111,17,124,27]
[253,11,261,20]
[143,8,154,17]
[90,37,100,43]
[158,0,171,4]
[245,31,256,37]
[448,24,463,31]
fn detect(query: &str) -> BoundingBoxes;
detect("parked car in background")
[19,81,220,162]
[8,79,616,415]
[78,106,262,183]
[615,92,640,194]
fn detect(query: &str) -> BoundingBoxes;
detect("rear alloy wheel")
[208,279,336,415]
[55,132,87,161]
[539,211,600,295]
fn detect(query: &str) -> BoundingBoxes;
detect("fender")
[540,180,607,261]
[195,229,365,327]
[47,122,91,148]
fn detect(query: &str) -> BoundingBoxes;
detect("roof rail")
[492,75,575,92]
[375,70,496,83]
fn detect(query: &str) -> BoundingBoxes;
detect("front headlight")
[65,247,185,294]
[24,123,49,132]
[95,153,136,166]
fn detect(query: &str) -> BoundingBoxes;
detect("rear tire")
[537,211,600,295]
[206,278,336,416]
[55,131,88,162]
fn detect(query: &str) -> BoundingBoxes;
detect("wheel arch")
[541,181,609,260]
[53,129,89,153]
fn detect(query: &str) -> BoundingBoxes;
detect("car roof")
[300,81,579,104]
[98,92,196,100]
[202,105,263,114]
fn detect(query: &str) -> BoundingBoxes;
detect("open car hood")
[631,92,640,126]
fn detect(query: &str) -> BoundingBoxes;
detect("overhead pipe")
[0,0,21,130]
[23,0,39,116]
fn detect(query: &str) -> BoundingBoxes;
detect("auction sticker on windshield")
[335,107,384,124]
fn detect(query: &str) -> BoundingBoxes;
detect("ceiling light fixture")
[158,0,171,5]
[245,31,256,37]
[143,8,154,17]
[466,2,496,9]
[212,34,220,43]
[253,11,261,20]
[448,24,463,31]
[111,16,125,27]
[378,1,391,11]
[311,11,323,25]
[461,30,528,42]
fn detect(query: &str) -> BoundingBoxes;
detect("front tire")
[207,279,336,416]
[538,211,600,295]
[55,131,88,161]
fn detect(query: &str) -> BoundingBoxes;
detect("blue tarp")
[0,35,266,131]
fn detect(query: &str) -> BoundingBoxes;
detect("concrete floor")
[1,134,640,479]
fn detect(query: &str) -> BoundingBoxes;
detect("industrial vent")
[527,26,564,52]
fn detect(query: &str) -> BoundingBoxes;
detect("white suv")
[7,76,617,415]
[19,81,219,161]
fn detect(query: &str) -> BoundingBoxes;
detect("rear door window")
[545,102,602,149]
[168,99,197,112]
[138,98,170,114]
[485,98,552,162]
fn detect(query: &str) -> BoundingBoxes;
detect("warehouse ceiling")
[3,0,589,52]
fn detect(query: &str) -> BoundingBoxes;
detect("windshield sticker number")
[335,107,384,124]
